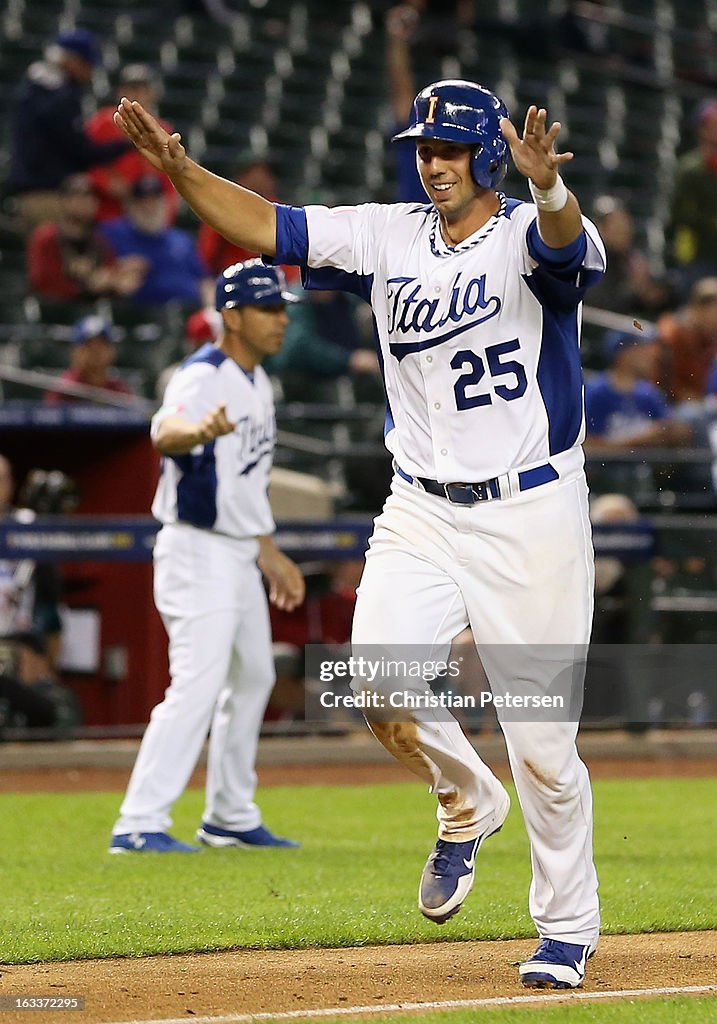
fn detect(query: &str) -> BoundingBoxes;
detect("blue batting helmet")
[215,259,299,311]
[392,79,510,190]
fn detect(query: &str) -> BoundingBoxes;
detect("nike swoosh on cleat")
[573,949,589,972]
[462,837,481,870]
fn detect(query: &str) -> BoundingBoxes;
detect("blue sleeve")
[525,222,603,312]
[527,223,588,275]
[301,265,374,302]
[268,206,374,301]
[268,205,309,265]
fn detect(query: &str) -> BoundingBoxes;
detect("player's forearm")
[386,39,415,118]
[167,160,278,256]
[535,191,583,248]
[153,415,208,455]
[257,534,278,561]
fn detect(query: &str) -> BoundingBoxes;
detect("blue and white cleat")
[519,939,593,989]
[418,795,509,924]
[196,822,300,848]
[109,832,200,854]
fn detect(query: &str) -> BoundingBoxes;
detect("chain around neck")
[429,193,507,258]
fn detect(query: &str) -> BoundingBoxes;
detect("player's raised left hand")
[258,538,306,612]
[500,106,573,189]
[114,98,188,178]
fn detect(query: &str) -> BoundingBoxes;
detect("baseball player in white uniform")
[110,260,304,854]
[115,78,605,987]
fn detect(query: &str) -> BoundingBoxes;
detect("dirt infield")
[3,756,717,792]
[1,932,716,1024]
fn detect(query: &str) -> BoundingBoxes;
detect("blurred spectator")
[265,290,380,397]
[5,29,131,227]
[557,0,614,57]
[0,630,81,740]
[669,100,717,292]
[581,493,638,723]
[384,0,475,58]
[587,196,669,319]
[100,175,213,306]
[656,277,717,404]
[44,315,133,405]
[155,307,222,399]
[584,329,691,450]
[85,64,179,223]
[197,159,300,283]
[14,469,76,670]
[385,5,425,203]
[0,455,33,637]
[26,173,146,302]
[0,459,67,657]
[590,493,641,609]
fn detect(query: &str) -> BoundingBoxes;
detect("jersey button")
[440,448,448,456]
[434,402,441,409]
[426,355,433,363]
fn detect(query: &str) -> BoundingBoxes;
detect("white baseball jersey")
[272,198,606,482]
[151,343,276,539]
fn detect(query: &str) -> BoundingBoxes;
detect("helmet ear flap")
[470,143,484,186]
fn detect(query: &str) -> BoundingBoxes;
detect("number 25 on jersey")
[451,339,527,411]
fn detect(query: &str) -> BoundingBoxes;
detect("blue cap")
[72,315,115,345]
[215,259,299,311]
[603,328,657,362]
[55,28,102,67]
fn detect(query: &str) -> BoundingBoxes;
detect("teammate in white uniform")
[110,260,305,854]
[115,79,605,987]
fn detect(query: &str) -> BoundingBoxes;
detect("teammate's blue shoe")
[196,822,300,848]
[109,832,200,854]
[519,939,593,989]
[418,795,509,924]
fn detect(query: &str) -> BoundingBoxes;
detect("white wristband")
[529,175,569,213]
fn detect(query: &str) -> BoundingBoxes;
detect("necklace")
[429,193,507,258]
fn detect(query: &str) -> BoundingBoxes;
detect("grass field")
[1,776,716,964]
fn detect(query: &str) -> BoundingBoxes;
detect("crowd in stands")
[3,12,717,442]
[2,25,379,410]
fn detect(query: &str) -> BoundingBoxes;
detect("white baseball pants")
[114,524,275,835]
[352,467,599,946]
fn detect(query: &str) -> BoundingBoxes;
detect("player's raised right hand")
[196,404,236,444]
[114,98,188,177]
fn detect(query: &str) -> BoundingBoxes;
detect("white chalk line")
[108,984,717,1024]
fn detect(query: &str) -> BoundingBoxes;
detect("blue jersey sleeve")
[525,221,605,311]
[269,205,309,265]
